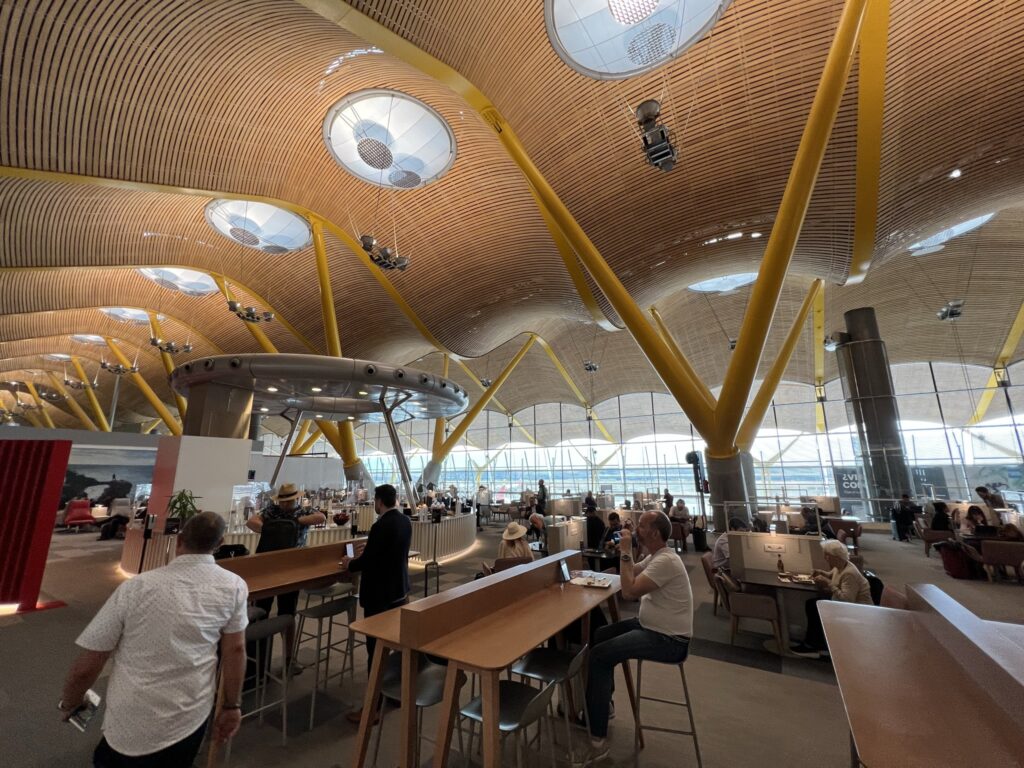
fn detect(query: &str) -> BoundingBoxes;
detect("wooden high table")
[350,551,637,768]
[820,584,1024,767]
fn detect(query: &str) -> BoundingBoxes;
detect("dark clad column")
[834,307,912,518]
[182,382,253,439]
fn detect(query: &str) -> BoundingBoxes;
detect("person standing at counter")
[340,484,411,724]
[536,479,548,515]
[60,513,248,767]
[976,486,1007,526]
[662,488,674,513]
[584,491,598,515]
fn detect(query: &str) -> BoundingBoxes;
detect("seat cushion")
[459,680,546,732]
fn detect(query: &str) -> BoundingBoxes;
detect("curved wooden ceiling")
[2,0,1023,433]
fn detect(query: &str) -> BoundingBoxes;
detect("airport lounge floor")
[3,523,1022,768]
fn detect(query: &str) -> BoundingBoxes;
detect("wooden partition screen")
[0,439,72,610]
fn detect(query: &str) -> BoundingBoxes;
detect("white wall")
[250,454,345,490]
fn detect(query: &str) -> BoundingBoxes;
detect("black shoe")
[789,643,821,659]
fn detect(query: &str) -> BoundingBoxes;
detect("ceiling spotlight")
[315,414,324,419]
[101,360,139,375]
[948,168,962,179]
[728,339,737,350]
[149,337,193,355]
[259,407,269,413]
[823,336,840,352]
[360,235,411,271]
[311,387,323,393]
[41,389,66,403]
[226,299,274,324]
[937,299,965,321]
[583,360,600,373]
[750,232,763,239]
[357,390,369,396]
[635,99,676,172]
[479,378,493,388]
[267,386,279,393]
[63,376,94,391]
[347,415,355,421]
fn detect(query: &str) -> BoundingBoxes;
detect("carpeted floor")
[2,522,1021,767]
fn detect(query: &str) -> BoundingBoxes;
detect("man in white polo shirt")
[59,512,249,767]
[583,509,693,758]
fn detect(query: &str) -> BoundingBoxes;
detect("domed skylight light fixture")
[70,334,108,346]
[204,200,312,254]
[688,272,758,294]
[101,307,164,325]
[45,353,72,362]
[546,0,733,80]
[139,267,219,296]
[323,89,457,189]
[908,212,994,256]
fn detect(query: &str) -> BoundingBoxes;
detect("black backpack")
[256,518,299,553]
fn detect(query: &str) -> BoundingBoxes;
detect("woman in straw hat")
[498,521,534,561]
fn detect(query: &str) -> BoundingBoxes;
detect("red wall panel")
[0,440,72,609]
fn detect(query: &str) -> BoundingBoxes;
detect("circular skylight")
[323,89,457,189]
[688,272,757,293]
[908,212,994,255]
[139,267,220,296]
[45,353,72,361]
[546,0,733,80]
[204,200,312,253]
[101,307,164,325]
[70,334,108,346]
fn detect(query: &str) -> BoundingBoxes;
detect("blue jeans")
[585,618,690,738]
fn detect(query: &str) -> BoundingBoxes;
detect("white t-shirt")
[637,547,693,638]
[77,554,249,756]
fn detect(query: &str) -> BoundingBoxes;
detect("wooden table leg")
[433,663,467,768]
[480,668,502,768]
[352,642,387,768]
[399,649,418,768]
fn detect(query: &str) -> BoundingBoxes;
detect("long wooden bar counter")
[350,550,632,768]
[820,584,1024,767]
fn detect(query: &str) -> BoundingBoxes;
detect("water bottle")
[776,554,785,573]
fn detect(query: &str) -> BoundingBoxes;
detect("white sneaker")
[588,738,610,761]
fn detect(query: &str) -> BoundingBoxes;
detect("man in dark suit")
[340,484,411,723]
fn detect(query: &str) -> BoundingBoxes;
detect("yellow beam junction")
[736,280,823,451]
[432,355,450,457]
[289,419,313,454]
[290,424,321,456]
[847,0,891,284]
[142,418,162,434]
[44,372,99,431]
[439,335,536,458]
[104,338,181,435]
[148,313,188,420]
[454,359,537,445]
[532,336,616,443]
[71,357,111,431]
[967,298,1024,426]
[814,287,827,433]
[713,0,868,456]
[24,381,57,429]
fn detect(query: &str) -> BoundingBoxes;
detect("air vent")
[627,23,677,66]
[357,137,394,169]
[229,227,260,247]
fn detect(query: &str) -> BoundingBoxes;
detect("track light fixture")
[479,378,493,388]
[63,376,95,391]
[584,360,600,373]
[101,360,139,376]
[360,233,410,271]
[635,99,676,172]
[226,300,274,324]
[150,337,193,355]
[41,389,66,403]
[936,299,964,321]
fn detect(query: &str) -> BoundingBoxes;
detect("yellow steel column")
[22,409,44,429]
[968,298,1024,426]
[104,338,181,435]
[847,0,891,284]
[22,381,56,428]
[311,219,365,471]
[289,419,312,453]
[142,418,162,434]
[44,372,99,431]
[736,280,823,451]
[713,0,868,455]
[149,312,188,419]
[814,286,827,433]
[71,357,111,431]
[648,308,717,413]
[290,425,322,456]
[432,355,450,458]
[437,335,536,460]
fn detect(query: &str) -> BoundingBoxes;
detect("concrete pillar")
[834,307,913,518]
[706,450,757,531]
[182,382,253,439]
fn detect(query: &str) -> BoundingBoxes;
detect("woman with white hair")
[791,539,872,658]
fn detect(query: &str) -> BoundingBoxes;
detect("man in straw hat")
[246,482,325,673]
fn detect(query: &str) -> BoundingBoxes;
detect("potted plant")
[166,489,202,532]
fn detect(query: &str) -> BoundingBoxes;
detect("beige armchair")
[715,573,783,650]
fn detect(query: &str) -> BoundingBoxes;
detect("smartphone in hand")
[65,690,102,732]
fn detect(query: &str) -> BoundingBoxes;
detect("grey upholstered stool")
[633,658,702,767]
[371,653,448,766]
[293,596,358,729]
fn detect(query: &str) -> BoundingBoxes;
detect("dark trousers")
[803,596,830,649]
[94,721,206,767]
[363,596,409,678]
[584,618,689,739]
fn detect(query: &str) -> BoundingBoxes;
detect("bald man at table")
[581,510,693,759]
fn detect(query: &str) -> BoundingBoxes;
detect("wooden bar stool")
[293,596,358,729]
[226,614,293,763]
[633,658,702,767]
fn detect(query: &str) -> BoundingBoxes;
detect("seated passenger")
[930,501,952,531]
[791,540,872,658]
[497,522,533,561]
[998,523,1024,542]
[711,517,749,573]
[792,507,821,536]
[601,512,623,549]
[582,511,692,759]
[526,512,546,547]
[960,505,987,534]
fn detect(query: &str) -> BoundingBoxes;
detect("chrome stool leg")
[633,659,702,767]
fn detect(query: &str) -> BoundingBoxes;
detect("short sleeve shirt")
[637,547,693,638]
[76,555,248,756]
[262,503,310,547]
